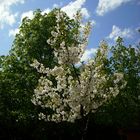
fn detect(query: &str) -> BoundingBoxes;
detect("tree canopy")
[0,8,140,140]
[94,37,140,127]
[0,8,78,124]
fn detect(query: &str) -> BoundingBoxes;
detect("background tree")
[0,8,82,139]
[94,37,140,127]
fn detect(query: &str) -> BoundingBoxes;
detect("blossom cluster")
[31,9,126,122]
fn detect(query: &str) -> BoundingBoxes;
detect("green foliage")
[0,8,83,131]
[94,37,140,127]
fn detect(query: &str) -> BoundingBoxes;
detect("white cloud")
[81,7,90,19]
[0,0,25,28]
[62,0,90,19]
[21,10,34,21]
[81,48,97,62]
[91,20,96,26]
[42,0,90,20]
[52,3,60,8]
[108,25,134,41]
[53,3,59,8]
[52,2,63,8]
[96,0,132,16]
[43,0,90,19]
[9,28,19,37]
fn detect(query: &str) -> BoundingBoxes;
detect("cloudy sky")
[0,0,140,61]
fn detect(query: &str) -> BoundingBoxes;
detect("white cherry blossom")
[31,9,126,123]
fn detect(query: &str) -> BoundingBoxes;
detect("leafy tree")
[0,8,90,139]
[94,37,140,127]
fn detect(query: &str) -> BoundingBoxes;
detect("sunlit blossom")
[31,9,126,122]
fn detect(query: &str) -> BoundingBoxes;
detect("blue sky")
[0,0,140,61]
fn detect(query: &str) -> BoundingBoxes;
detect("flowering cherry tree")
[31,9,126,123]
